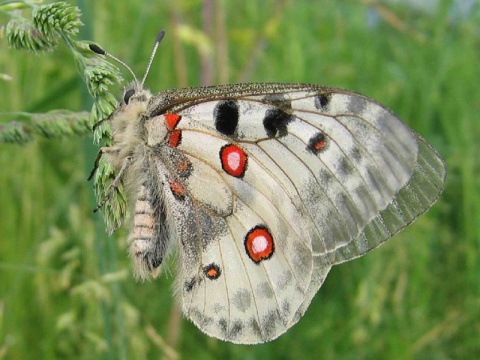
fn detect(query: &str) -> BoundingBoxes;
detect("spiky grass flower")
[6,17,57,52]
[0,111,91,144]
[5,2,83,52]
[32,1,82,39]
[3,1,127,232]
[72,41,122,137]
[72,42,127,233]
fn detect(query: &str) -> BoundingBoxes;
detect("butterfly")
[88,32,446,344]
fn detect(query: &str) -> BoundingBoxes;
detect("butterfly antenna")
[141,30,166,87]
[89,43,138,83]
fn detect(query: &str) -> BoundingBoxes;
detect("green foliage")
[32,1,82,38]
[0,110,90,143]
[0,0,478,359]
[3,0,127,233]
[5,1,82,52]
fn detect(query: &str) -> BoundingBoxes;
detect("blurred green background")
[0,0,478,359]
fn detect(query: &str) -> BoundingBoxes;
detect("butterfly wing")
[146,113,320,343]
[140,83,445,343]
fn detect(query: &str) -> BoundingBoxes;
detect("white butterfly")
[89,33,446,344]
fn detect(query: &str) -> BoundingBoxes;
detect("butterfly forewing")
[167,123,317,342]
[102,82,445,344]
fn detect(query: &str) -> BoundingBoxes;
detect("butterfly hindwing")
[106,83,445,344]
[151,118,317,342]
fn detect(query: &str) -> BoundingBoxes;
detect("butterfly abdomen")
[128,180,169,279]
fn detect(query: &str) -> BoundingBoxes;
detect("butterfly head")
[90,30,165,109]
[108,83,152,152]
[122,82,152,106]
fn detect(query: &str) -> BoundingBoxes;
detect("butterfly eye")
[124,89,136,104]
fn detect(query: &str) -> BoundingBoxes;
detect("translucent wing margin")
[323,138,445,265]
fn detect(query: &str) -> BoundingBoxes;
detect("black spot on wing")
[261,310,279,339]
[214,99,239,136]
[262,94,292,110]
[338,156,355,177]
[248,317,263,338]
[219,318,228,334]
[318,168,334,185]
[185,276,199,292]
[203,262,222,280]
[351,147,362,161]
[347,96,368,114]
[307,132,327,154]
[263,108,293,137]
[314,92,332,110]
[282,300,291,317]
[229,320,244,339]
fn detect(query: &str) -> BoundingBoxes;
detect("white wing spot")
[252,235,268,254]
[227,152,241,171]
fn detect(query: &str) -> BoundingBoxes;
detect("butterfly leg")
[91,116,111,132]
[93,154,133,212]
[87,146,121,181]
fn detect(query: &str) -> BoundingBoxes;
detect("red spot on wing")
[204,263,221,279]
[169,178,186,199]
[307,132,327,154]
[174,158,192,178]
[169,130,182,147]
[165,113,182,131]
[219,144,248,178]
[244,225,274,263]
[313,138,325,151]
